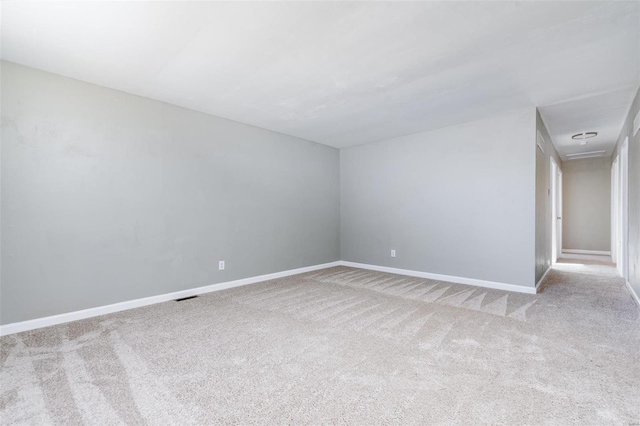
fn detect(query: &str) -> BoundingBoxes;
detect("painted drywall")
[340,108,537,289]
[535,111,562,284]
[0,61,340,325]
[612,86,640,300]
[561,157,611,252]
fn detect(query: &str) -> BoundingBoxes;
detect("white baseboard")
[0,261,341,336]
[338,261,537,295]
[625,281,640,310]
[562,249,611,255]
[536,267,552,291]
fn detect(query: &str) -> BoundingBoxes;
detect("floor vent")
[175,295,198,302]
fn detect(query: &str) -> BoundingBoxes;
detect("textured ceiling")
[2,1,639,151]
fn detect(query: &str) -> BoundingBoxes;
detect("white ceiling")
[2,1,639,152]
[539,88,637,160]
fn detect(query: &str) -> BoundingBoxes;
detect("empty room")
[1,1,639,424]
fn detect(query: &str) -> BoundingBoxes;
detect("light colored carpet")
[1,264,639,425]
[557,252,617,267]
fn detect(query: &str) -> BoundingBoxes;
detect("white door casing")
[550,157,559,263]
[619,137,629,279]
[611,157,619,264]
[557,169,563,258]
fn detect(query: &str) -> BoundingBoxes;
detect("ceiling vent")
[565,150,606,160]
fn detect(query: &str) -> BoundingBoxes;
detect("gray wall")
[0,61,340,324]
[340,108,537,289]
[613,86,640,299]
[561,157,611,252]
[535,110,562,284]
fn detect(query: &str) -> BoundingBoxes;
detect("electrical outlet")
[219,260,225,270]
[391,250,396,258]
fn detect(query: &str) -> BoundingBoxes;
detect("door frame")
[550,156,561,264]
[557,168,563,259]
[618,137,629,279]
[611,156,619,264]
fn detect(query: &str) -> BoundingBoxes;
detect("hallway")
[544,253,637,322]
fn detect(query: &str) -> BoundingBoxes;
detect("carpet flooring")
[1,262,639,425]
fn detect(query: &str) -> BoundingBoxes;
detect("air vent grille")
[175,295,198,302]
[565,150,606,160]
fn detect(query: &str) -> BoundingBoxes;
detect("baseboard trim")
[536,267,552,291]
[338,261,537,295]
[562,249,611,255]
[625,281,640,310]
[0,261,341,336]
